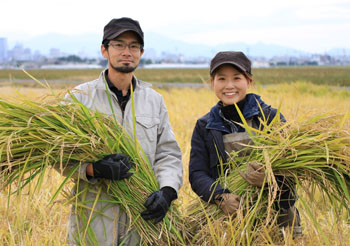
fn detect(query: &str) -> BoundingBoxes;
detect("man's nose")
[121,46,132,55]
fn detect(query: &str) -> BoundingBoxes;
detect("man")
[63,17,183,245]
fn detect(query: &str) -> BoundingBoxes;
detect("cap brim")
[210,61,246,75]
[104,29,144,44]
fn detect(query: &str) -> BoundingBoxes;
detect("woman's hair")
[244,71,253,84]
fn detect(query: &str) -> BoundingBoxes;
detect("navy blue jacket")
[189,93,285,203]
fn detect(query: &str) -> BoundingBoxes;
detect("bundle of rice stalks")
[0,91,189,245]
[186,110,350,245]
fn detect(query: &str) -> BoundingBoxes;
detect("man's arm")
[53,162,95,182]
[152,97,183,192]
[141,96,183,224]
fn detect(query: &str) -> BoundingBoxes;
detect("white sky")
[1,0,350,53]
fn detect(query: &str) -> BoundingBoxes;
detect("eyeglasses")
[108,41,142,52]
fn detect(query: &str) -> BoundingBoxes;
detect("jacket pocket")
[135,116,160,142]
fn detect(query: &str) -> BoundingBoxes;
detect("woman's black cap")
[210,51,252,75]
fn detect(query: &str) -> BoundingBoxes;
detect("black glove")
[141,187,177,224]
[92,153,133,180]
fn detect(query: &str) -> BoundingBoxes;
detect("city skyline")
[1,0,350,54]
[2,32,350,62]
[1,34,348,70]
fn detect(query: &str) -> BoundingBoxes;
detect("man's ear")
[101,44,108,59]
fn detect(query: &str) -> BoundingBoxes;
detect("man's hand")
[141,187,177,224]
[91,153,133,180]
[215,193,241,215]
[239,161,265,187]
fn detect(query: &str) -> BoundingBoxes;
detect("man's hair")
[102,40,109,50]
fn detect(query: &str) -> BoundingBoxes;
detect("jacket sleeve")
[53,162,96,183]
[153,97,183,193]
[189,120,228,204]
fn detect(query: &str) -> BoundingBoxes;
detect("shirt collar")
[206,93,267,132]
[104,69,136,95]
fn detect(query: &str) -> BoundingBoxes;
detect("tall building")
[11,43,32,61]
[0,37,8,62]
[49,48,61,58]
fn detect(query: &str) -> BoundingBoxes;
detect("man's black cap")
[102,17,144,45]
[210,51,252,75]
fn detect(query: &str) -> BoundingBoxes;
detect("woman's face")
[211,64,251,106]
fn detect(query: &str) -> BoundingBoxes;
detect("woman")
[188,51,301,237]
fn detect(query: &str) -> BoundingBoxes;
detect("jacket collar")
[206,93,268,132]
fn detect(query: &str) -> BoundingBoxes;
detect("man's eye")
[130,44,139,49]
[115,43,124,48]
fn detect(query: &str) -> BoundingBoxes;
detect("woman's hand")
[215,193,241,215]
[239,161,265,187]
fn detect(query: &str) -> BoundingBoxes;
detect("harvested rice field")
[1,68,350,245]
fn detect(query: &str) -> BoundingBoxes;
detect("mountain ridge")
[6,32,349,59]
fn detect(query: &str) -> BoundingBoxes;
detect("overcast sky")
[1,0,350,53]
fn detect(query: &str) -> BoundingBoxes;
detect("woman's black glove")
[141,187,177,224]
[92,153,133,180]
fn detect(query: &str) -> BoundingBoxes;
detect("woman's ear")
[210,76,214,89]
[248,78,253,88]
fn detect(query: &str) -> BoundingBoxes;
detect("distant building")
[252,60,270,68]
[143,48,157,61]
[8,43,32,61]
[50,48,61,58]
[0,37,7,62]
[33,50,44,62]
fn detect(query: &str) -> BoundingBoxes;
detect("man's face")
[101,31,144,73]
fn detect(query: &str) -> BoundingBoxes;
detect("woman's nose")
[225,80,235,88]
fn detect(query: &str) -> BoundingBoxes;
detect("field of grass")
[1,68,350,245]
[0,66,350,86]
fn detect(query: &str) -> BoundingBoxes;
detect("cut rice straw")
[0,74,189,245]
[186,104,350,245]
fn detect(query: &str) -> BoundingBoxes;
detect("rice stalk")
[0,92,189,245]
[186,111,350,245]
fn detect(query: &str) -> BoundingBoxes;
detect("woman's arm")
[189,120,228,203]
